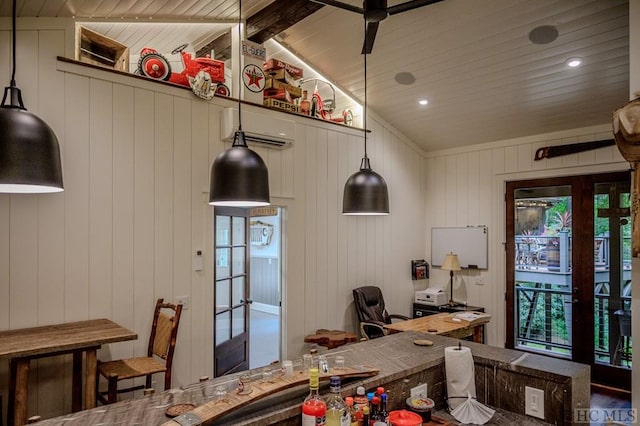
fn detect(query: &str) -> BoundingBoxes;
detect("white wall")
[0,19,427,419]
[424,125,628,347]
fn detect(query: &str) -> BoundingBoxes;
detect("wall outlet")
[525,386,544,419]
[410,383,427,399]
[476,276,484,285]
[176,296,190,311]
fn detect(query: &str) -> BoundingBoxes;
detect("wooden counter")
[37,332,588,426]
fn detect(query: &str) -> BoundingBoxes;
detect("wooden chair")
[97,298,183,404]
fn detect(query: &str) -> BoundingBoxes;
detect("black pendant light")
[208,1,269,207]
[0,0,63,193]
[342,19,389,215]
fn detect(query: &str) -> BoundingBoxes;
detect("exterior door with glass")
[214,207,251,376]
[506,172,631,389]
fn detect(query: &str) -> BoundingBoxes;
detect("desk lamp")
[441,252,461,306]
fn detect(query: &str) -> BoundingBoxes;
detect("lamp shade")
[209,130,270,207]
[0,104,63,193]
[441,252,461,271]
[342,157,389,215]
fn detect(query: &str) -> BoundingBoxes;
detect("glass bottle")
[362,406,370,426]
[302,368,326,426]
[345,396,358,426]
[353,386,368,412]
[369,395,380,424]
[325,376,350,426]
[378,393,389,424]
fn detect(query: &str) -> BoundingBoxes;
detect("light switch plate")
[525,386,545,419]
[176,296,190,311]
[410,383,428,399]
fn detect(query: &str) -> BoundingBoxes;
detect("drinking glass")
[302,354,313,372]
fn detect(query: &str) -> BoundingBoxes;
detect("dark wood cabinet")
[413,303,485,318]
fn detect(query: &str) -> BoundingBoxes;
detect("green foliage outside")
[517,283,569,344]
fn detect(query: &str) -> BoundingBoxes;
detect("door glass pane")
[232,246,245,274]
[215,311,230,345]
[232,217,245,245]
[216,280,230,313]
[514,185,572,357]
[232,306,245,338]
[216,216,230,245]
[216,248,230,279]
[232,277,245,306]
[594,182,632,368]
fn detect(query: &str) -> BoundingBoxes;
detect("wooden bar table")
[383,312,490,343]
[0,319,137,426]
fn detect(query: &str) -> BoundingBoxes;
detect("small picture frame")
[411,259,429,280]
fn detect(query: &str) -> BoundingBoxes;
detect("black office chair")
[352,286,410,340]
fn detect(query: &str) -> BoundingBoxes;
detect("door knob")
[240,299,253,304]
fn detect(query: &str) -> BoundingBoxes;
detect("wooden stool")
[304,329,358,349]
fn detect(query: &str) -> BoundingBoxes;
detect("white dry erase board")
[431,226,488,269]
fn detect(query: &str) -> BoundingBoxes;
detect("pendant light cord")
[10,0,16,86]
[363,19,367,158]
[237,0,242,131]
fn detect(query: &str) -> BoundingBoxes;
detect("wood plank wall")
[424,125,628,348]
[1,18,632,422]
[0,20,427,419]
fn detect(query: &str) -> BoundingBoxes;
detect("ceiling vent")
[221,108,295,149]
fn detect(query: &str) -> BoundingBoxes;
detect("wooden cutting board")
[161,364,380,425]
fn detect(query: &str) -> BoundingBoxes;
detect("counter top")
[38,332,588,425]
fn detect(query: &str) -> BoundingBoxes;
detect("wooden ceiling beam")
[196,0,323,60]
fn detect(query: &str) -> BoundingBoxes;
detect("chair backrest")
[147,298,183,367]
[352,286,391,324]
[615,309,631,337]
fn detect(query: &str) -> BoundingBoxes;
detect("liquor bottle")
[353,386,368,412]
[302,368,326,426]
[378,393,389,424]
[345,396,358,426]
[362,406,370,426]
[369,395,380,425]
[325,376,350,426]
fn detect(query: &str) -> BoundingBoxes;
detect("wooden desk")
[0,319,137,426]
[383,312,490,343]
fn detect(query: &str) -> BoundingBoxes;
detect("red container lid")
[388,409,423,426]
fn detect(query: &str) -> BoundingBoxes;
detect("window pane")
[215,311,230,346]
[216,248,230,279]
[232,306,245,338]
[232,277,245,306]
[216,216,230,246]
[232,217,245,245]
[232,247,245,275]
[216,280,230,313]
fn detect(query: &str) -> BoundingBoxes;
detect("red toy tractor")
[137,43,230,97]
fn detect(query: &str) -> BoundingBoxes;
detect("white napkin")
[450,392,496,425]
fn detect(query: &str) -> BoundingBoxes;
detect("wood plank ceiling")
[3,0,630,152]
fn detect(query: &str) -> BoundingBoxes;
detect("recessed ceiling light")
[418,99,428,106]
[566,57,582,68]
